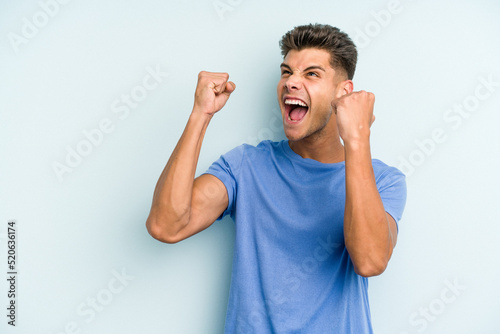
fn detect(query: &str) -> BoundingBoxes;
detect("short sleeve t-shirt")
[204,140,407,334]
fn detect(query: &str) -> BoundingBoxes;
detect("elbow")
[145,213,187,244]
[353,258,389,278]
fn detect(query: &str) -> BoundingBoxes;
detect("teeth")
[285,99,307,107]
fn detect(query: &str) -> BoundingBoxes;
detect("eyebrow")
[280,63,326,72]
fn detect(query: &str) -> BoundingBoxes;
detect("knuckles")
[198,71,229,80]
[350,90,375,101]
[334,90,375,107]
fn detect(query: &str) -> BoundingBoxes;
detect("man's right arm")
[146,71,236,243]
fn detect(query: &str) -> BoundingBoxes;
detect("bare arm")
[343,139,398,277]
[146,71,236,243]
[334,91,398,277]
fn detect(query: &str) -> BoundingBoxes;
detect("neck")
[289,134,345,164]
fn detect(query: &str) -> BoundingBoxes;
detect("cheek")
[311,93,334,113]
[277,78,286,91]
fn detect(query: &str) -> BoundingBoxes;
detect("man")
[146,23,406,333]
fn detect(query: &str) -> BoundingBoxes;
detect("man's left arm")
[334,91,398,277]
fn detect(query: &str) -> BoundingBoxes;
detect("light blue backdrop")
[1,0,499,333]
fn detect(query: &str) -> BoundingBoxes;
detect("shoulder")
[371,160,407,222]
[371,159,406,189]
[225,140,281,159]
[216,140,281,170]
[372,159,405,178]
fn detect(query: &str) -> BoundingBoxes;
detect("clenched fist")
[193,71,236,116]
[332,90,376,143]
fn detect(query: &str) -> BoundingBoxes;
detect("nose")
[284,75,303,91]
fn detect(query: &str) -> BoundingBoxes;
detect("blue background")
[1,0,499,333]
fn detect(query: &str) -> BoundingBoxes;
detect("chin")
[284,128,306,142]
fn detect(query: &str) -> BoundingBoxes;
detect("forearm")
[146,110,212,238]
[343,138,394,277]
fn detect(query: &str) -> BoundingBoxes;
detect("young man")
[146,24,406,333]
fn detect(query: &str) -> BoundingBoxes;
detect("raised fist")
[193,71,236,116]
[332,90,376,143]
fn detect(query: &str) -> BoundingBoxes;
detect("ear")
[341,80,354,95]
[333,79,353,99]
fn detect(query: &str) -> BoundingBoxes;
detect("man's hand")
[193,71,236,116]
[332,90,375,143]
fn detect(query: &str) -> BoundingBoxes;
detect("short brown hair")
[279,23,357,80]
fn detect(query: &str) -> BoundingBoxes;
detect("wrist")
[190,107,214,123]
[343,131,371,150]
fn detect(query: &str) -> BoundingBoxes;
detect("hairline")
[281,47,349,81]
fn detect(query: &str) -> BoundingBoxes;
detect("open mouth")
[284,98,309,123]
